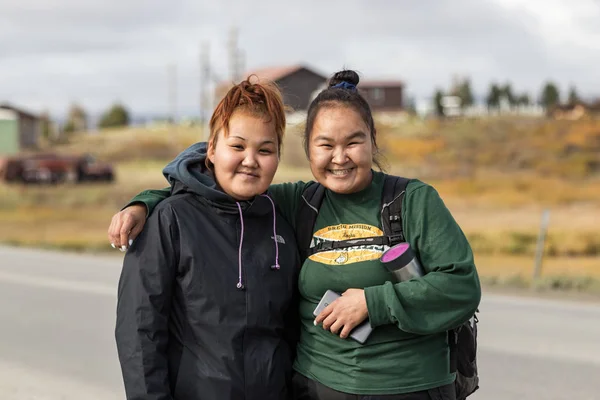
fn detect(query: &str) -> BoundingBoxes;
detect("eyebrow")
[313,131,368,142]
[229,135,276,145]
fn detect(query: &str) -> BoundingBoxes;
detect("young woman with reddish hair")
[115,77,300,400]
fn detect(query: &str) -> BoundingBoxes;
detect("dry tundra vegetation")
[1,116,599,294]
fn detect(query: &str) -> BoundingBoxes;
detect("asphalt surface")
[1,245,599,399]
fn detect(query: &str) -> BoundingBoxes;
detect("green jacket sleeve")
[364,181,481,335]
[125,180,311,222]
[124,188,171,217]
[267,181,312,230]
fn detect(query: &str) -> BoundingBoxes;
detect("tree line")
[41,102,130,141]
[433,78,582,115]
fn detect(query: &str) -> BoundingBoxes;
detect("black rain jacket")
[115,144,300,400]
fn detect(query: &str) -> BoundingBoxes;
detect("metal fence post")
[533,209,551,280]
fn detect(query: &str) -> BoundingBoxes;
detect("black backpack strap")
[381,175,411,246]
[451,312,480,399]
[449,329,459,373]
[296,182,326,262]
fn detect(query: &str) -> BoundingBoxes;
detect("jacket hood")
[162,142,234,203]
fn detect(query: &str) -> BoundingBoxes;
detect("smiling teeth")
[329,169,352,175]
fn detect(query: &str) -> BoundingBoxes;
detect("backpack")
[295,175,479,400]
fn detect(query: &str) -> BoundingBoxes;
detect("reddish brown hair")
[206,76,286,169]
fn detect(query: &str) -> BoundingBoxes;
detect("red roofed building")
[216,65,327,112]
[215,65,405,113]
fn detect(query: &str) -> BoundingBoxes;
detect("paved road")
[1,245,599,399]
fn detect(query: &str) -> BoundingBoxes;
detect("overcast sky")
[1,0,599,118]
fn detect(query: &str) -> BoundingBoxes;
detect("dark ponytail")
[328,70,360,89]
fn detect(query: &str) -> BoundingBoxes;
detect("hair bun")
[328,70,360,89]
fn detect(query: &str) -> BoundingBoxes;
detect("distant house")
[549,101,600,120]
[359,80,405,112]
[216,65,327,112]
[0,103,41,155]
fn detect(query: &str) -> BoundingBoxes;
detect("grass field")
[1,119,599,294]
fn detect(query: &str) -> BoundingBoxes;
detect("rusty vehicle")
[0,152,114,184]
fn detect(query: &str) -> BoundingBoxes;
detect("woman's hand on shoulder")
[314,288,368,339]
[108,204,147,251]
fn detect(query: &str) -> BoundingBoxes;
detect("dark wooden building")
[215,67,405,114]
[216,65,327,112]
[359,80,405,112]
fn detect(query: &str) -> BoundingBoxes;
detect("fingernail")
[313,320,317,326]
[128,239,133,246]
[111,243,115,249]
[120,246,126,252]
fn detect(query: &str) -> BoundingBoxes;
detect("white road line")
[482,292,600,312]
[0,271,115,297]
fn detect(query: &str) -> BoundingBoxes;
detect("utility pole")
[228,26,242,82]
[167,63,178,144]
[200,42,211,141]
[168,63,177,125]
[197,27,244,141]
[238,48,246,81]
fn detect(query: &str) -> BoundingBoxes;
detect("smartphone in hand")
[313,290,373,344]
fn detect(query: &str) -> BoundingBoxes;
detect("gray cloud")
[0,0,598,118]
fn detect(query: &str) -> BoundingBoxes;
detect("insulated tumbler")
[380,242,425,282]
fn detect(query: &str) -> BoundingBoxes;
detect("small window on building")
[371,88,385,103]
